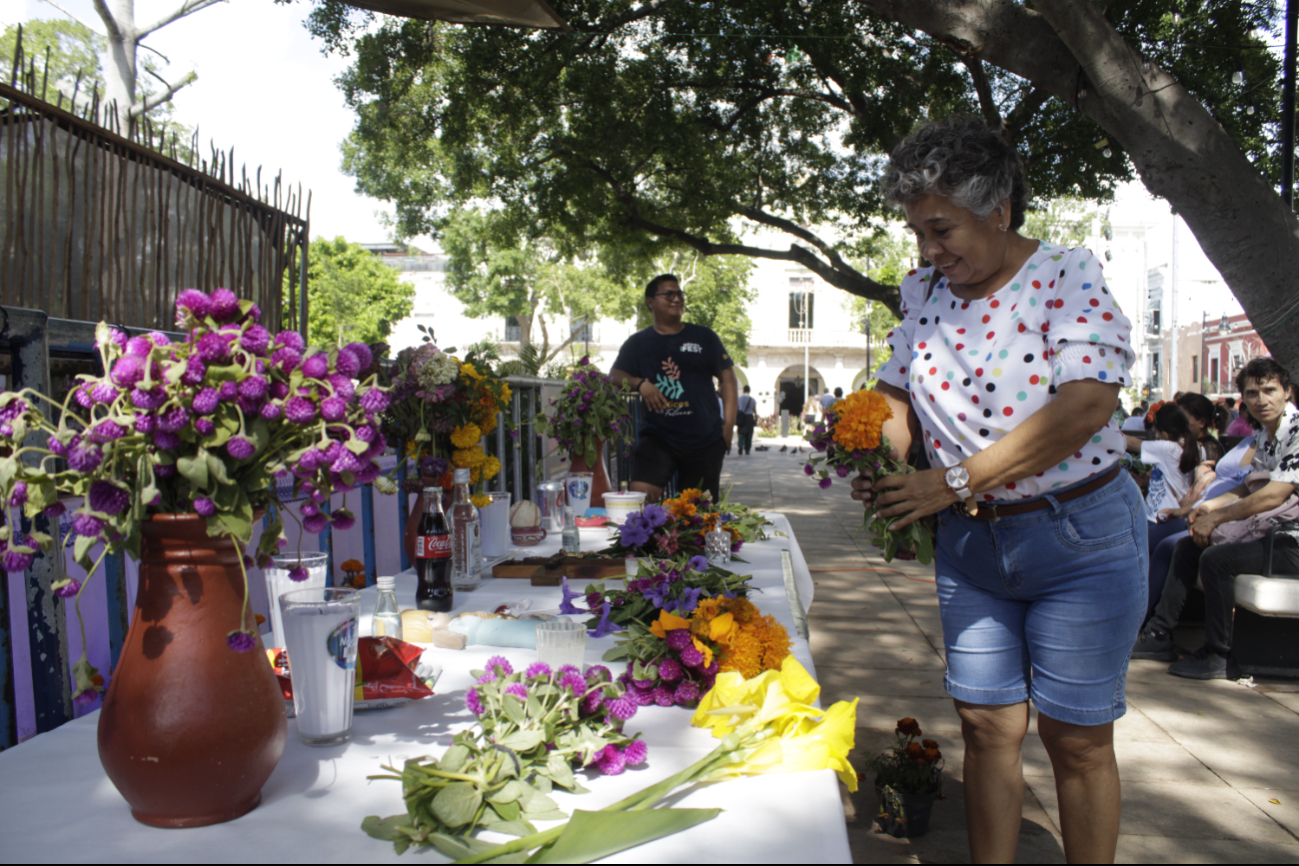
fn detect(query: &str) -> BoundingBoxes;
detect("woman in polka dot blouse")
[852,116,1146,864]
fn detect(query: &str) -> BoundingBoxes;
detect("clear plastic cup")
[263,552,329,649]
[535,620,587,669]
[279,587,361,746]
[566,472,593,519]
[480,491,512,559]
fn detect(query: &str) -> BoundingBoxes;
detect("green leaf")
[489,798,522,823]
[501,694,527,725]
[361,814,412,843]
[527,809,722,864]
[206,452,232,485]
[497,729,545,752]
[73,532,97,568]
[430,782,482,829]
[601,644,629,662]
[177,454,208,489]
[486,818,537,838]
[518,784,560,815]
[440,743,472,773]
[486,779,528,804]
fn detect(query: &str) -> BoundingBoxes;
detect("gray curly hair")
[882,115,1029,230]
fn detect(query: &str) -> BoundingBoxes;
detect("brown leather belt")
[953,465,1122,522]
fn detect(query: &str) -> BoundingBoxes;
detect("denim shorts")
[935,469,1148,726]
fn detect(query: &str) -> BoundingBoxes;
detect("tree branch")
[89,0,123,41]
[592,0,682,32]
[137,0,225,40]
[129,69,196,116]
[962,55,1003,132]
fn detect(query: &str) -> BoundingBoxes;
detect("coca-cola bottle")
[415,486,453,612]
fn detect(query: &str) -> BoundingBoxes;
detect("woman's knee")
[956,701,1029,752]
[1038,715,1115,775]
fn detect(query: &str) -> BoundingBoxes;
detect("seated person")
[1125,403,1201,597]
[1178,392,1225,463]
[1133,358,1299,679]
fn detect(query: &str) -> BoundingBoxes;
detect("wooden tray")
[491,554,629,586]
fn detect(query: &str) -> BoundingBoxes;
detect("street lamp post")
[1200,311,1208,394]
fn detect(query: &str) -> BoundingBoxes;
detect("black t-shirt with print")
[613,323,734,449]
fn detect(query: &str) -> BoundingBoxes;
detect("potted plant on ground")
[540,357,633,507]
[867,717,944,838]
[0,288,391,827]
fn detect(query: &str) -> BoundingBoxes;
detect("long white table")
[0,514,850,864]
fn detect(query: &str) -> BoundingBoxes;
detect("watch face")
[946,466,970,488]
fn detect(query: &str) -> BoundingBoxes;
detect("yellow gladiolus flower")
[727,699,860,791]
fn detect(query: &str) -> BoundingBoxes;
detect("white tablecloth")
[0,514,848,864]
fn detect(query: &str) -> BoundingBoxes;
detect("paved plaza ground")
[720,436,1299,864]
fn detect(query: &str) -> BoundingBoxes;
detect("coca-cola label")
[416,534,451,559]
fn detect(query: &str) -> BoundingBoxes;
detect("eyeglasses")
[654,291,685,302]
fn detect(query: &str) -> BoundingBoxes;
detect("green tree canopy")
[306,236,416,348]
[302,0,1278,319]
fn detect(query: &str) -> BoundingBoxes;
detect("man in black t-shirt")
[611,274,738,501]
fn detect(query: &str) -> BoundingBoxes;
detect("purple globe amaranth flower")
[657,657,684,683]
[193,498,217,517]
[465,688,485,716]
[208,288,241,323]
[818,477,833,489]
[125,336,154,357]
[192,387,220,415]
[193,418,216,436]
[55,578,82,598]
[559,671,586,694]
[260,402,282,421]
[331,451,361,474]
[43,502,67,519]
[239,375,269,401]
[196,332,230,363]
[803,462,815,476]
[158,406,190,433]
[256,552,274,569]
[651,685,676,707]
[90,419,126,442]
[88,481,130,516]
[2,543,37,573]
[9,481,27,508]
[175,288,211,322]
[110,355,146,388]
[581,690,605,714]
[679,643,704,668]
[286,397,317,426]
[303,512,329,534]
[147,331,172,347]
[72,513,104,538]
[486,656,514,675]
[331,511,356,531]
[334,347,361,378]
[345,342,374,372]
[153,431,180,450]
[269,381,290,400]
[359,388,390,415]
[180,355,206,386]
[67,440,103,473]
[155,463,177,478]
[288,565,309,582]
[275,330,305,353]
[236,394,264,416]
[596,746,627,776]
[241,325,272,356]
[227,436,257,460]
[605,694,637,721]
[217,381,238,401]
[226,631,257,652]
[300,353,329,379]
[836,464,851,478]
[503,682,529,702]
[586,665,612,685]
[272,346,301,374]
[674,681,701,705]
[623,739,648,766]
[90,381,119,404]
[525,662,552,679]
[354,462,381,486]
[320,397,347,422]
[355,424,377,443]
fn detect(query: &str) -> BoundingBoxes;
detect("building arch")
[774,364,826,414]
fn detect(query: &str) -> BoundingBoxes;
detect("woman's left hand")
[872,467,959,530]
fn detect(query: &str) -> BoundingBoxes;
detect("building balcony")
[751,328,869,349]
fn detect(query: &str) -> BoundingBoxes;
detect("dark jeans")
[736,428,754,454]
[1146,518,1188,619]
[1150,534,1299,655]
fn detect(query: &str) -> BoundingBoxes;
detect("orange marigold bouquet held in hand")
[803,390,933,564]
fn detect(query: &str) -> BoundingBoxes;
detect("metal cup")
[537,481,565,533]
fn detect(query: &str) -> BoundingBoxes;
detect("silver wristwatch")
[945,465,977,515]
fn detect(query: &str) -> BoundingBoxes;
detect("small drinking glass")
[279,587,361,746]
[535,620,587,669]
[480,491,512,559]
[705,530,732,568]
[566,472,593,519]
[263,552,329,649]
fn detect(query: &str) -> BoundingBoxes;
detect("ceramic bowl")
[511,525,547,546]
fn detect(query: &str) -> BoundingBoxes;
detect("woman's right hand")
[849,448,902,507]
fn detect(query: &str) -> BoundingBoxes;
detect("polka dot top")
[875,243,1135,503]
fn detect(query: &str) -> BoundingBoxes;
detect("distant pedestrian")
[736,385,757,455]
[819,387,842,413]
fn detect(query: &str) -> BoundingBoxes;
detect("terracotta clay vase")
[97,513,287,828]
[569,439,612,508]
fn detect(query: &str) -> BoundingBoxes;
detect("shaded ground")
[722,437,1299,863]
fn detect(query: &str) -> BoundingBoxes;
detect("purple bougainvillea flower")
[44,502,67,519]
[673,681,701,706]
[217,381,237,401]
[154,463,177,478]
[303,512,329,534]
[581,689,605,714]
[193,497,217,517]
[836,464,851,478]
[175,288,210,321]
[803,462,815,476]
[657,657,683,683]
[359,388,389,416]
[158,406,190,433]
[227,437,256,460]
[88,481,130,516]
[271,346,301,374]
[585,665,612,684]
[485,655,514,676]
[327,374,355,401]
[226,630,257,652]
[208,288,241,323]
[300,353,329,379]
[334,347,361,378]
[274,330,304,353]
[331,451,361,474]
[110,355,146,388]
[664,630,691,652]
[596,745,627,776]
[131,386,167,411]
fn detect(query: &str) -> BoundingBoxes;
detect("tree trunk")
[859,0,1299,373]
[97,0,138,135]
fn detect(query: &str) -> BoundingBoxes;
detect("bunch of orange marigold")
[802,389,933,564]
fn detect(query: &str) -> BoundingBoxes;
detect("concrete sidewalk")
[719,445,1299,864]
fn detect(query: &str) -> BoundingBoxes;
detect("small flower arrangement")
[605,487,764,559]
[540,357,633,467]
[363,656,648,858]
[803,390,933,563]
[0,288,392,703]
[605,597,793,708]
[867,717,944,796]
[581,554,753,634]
